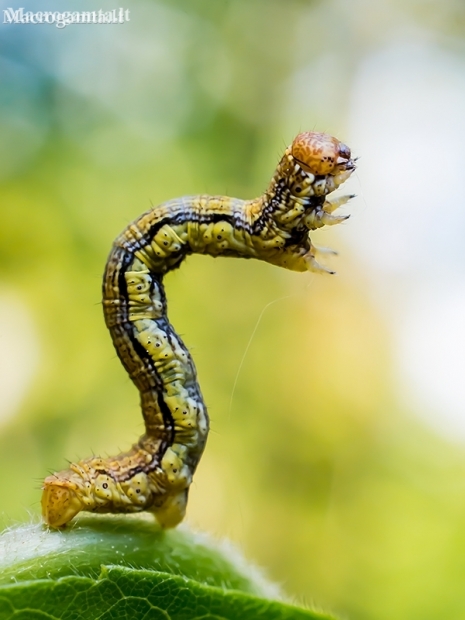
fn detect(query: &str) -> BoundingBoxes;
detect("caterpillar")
[41,131,355,529]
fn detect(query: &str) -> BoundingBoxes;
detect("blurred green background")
[2,1,465,619]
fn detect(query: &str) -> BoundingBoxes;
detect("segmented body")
[42,132,356,528]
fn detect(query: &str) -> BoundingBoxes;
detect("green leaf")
[0,515,336,620]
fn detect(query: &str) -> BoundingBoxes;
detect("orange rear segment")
[42,477,83,528]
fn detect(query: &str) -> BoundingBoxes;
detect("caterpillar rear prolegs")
[42,131,356,529]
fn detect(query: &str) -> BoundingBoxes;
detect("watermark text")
[3,7,130,28]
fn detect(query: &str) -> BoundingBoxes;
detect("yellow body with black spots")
[42,131,355,529]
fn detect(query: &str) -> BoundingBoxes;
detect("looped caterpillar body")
[42,131,356,529]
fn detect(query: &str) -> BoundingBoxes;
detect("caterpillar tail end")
[42,476,83,528]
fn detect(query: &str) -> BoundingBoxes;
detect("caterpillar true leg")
[42,131,356,528]
[324,194,355,214]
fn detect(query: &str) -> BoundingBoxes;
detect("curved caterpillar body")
[42,132,356,528]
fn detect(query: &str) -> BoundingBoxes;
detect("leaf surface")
[0,516,337,620]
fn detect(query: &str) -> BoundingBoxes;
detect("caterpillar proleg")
[42,131,356,528]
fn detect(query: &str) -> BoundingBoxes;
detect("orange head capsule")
[291,131,352,176]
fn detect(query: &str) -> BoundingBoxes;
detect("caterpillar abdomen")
[42,131,355,528]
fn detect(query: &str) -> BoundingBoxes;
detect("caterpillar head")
[291,131,353,177]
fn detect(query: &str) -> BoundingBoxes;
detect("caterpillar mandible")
[42,131,356,529]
